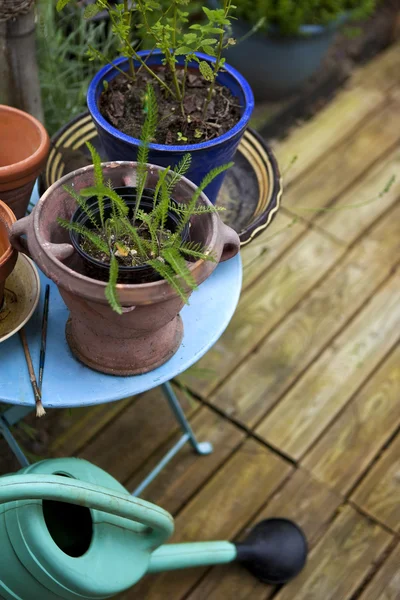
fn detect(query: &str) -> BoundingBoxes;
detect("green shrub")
[235,0,378,36]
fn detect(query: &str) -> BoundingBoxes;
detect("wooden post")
[0,3,44,123]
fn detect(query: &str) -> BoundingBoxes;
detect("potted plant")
[213,0,377,100]
[0,201,17,310]
[57,0,254,204]
[10,94,240,375]
[0,105,50,219]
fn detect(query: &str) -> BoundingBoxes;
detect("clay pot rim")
[34,161,219,300]
[0,105,50,184]
[0,199,16,267]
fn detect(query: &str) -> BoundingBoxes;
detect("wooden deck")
[2,43,400,599]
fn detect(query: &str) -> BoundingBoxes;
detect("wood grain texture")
[275,43,400,185]
[274,506,392,600]
[187,469,342,600]
[180,229,343,398]
[123,439,293,600]
[209,202,400,428]
[241,211,308,291]
[79,386,198,483]
[256,271,400,459]
[126,406,245,514]
[358,543,400,600]
[282,98,400,214]
[352,433,400,533]
[317,145,400,243]
[304,345,400,495]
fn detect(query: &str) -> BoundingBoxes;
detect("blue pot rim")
[87,50,255,153]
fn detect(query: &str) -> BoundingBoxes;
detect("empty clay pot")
[10,162,240,375]
[0,200,17,309]
[0,105,50,219]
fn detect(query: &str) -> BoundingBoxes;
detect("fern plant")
[234,0,377,36]
[56,0,237,118]
[57,84,232,314]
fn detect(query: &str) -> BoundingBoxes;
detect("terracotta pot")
[10,162,240,375]
[0,105,50,219]
[0,200,17,309]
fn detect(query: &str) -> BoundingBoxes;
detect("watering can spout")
[148,541,237,573]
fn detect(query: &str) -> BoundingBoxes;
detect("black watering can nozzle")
[235,518,308,585]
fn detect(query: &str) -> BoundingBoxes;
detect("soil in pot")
[99,67,241,145]
[69,187,190,285]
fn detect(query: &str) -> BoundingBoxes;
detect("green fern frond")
[86,141,106,226]
[57,218,110,255]
[176,162,233,235]
[119,216,147,258]
[136,209,159,256]
[172,203,225,216]
[136,83,158,214]
[105,255,122,315]
[147,259,189,304]
[167,153,192,193]
[162,247,197,290]
[153,166,171,208]
[179,241,216,262]
[80,186,129,218]
[86,142,104,188]
[63,185,100,231]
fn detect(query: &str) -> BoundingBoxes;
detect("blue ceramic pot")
[223,18,345,101]
[87,51,254,204]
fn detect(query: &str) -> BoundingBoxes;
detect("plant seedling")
[57,84,232,314]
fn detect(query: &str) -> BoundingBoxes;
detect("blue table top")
[0,255,241,409]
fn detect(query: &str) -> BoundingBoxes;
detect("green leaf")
[56,0,72,12]
[57,218,110,255]
[83,4,101,19]
[201,38,218,45]
[167,153,192,193]
[105,255,122,315]
[199,61,214,82]
[136,83,158,214]
[63,185,100,231]
[202,45,217,56]
[162,247,197,289]
[147,259,189,304]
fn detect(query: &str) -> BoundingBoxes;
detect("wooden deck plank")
[255,270,400,460]
[124,439,293,600]
[241,212,308,291]
[186,469,342,600]
[281,97,400,216]
[126,406,245,514]
[358,543,400,600]
[275,43,400,186]
[317,146,400,242]
[209,202,400,428]
[179,229,342,398]
[274,506,392,600]
[303,345,400,495]
[79,386,198,483]
[351,433,400,533]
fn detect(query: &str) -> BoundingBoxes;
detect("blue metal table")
[0,248,241,494]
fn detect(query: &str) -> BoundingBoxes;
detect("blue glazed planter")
[222,18,345,101]
[87,51,254,204]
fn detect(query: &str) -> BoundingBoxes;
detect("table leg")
[131,382,213,497]
[0,416,30,467]
[161,382,213,455]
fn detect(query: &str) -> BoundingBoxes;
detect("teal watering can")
[0,458,307,599]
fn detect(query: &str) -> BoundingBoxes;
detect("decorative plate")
[39,112,282,246]
[0,254,41,343]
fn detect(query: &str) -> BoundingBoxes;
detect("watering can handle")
[0,474,174,549]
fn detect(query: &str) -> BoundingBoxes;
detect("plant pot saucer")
[39,112,282,246]
[0,254,41,343]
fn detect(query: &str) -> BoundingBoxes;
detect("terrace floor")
[2,42,400,600]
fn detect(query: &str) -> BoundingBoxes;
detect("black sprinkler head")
[235,518,308,585]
